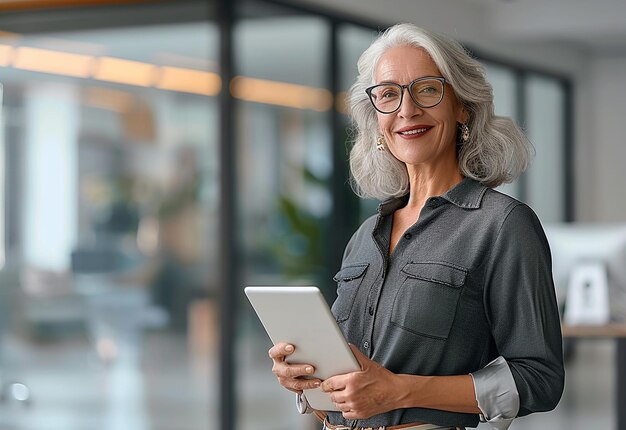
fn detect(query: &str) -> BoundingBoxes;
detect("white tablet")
[244,286,360,411]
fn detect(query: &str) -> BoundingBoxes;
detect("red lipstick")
[396,125,433,139]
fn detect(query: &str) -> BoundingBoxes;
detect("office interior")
[0,0,624,429]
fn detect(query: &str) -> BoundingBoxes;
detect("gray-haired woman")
[269,23,564,430]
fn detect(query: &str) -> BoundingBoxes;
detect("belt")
[321,416,463,430]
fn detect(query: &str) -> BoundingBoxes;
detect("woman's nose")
[397,89,423,118]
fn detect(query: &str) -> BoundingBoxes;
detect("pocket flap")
[333,263,369,282]
[401,262,467,288]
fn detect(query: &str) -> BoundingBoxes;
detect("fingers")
[320,375,347,393]
[323,375,353,417]
[331,396,362,420]
[268,342,295,361]
[341,409,358,420]
[334,402,350,412]
[330,397,355,418]
[273,369,321,393]
[274,371,321,393]
[272,362,316,379]
[329,391,348,404]
[268,343,321,392]
[269,343,316,378]
[283,377,321,393]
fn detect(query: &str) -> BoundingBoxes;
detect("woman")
[269,23,564,430]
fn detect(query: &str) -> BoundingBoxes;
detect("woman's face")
[374,45,467,171]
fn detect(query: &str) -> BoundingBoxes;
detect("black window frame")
[219,1,573,429]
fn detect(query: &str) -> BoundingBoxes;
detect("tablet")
[244,286,360,411]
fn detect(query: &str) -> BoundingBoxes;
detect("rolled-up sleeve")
[482,204,565,417]
[471,356,519,429]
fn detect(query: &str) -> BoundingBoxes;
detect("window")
[485,63,522,200]
[1,3,573,429]
[524,74,567,222]
[0,4,219,429]
[234,3,331,428]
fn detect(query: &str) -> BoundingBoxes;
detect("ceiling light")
[230,76,333,111]
[93,56,157,87]
[0,44,13,67]
[156,67,221,96]
[13,46,93,78]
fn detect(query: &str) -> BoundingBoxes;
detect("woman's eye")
[419,86,437,94]
[380,89,399,98]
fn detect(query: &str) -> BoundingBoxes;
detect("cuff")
[470,356,520,430]
[296,392,314,414]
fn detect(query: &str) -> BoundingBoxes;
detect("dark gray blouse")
[326,178,565,428]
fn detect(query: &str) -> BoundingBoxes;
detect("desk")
[562,324,626,430]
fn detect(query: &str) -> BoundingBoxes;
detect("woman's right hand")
[268,342,322,393]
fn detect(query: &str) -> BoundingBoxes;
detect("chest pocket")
[391,262,467,340]
[331,263,369,322]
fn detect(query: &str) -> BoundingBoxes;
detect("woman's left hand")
[320,344,404,419]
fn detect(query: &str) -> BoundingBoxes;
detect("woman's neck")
[404,164,464,209]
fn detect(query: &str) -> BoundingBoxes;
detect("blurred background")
[0,0,624,429]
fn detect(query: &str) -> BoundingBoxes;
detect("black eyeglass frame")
[365,76,446,114]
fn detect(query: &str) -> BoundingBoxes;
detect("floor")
[0,326,616,430]
[0,330,214,430]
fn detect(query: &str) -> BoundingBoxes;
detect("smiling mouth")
[397,126,432,137]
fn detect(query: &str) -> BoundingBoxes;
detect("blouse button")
[404,233,412,240]
[363,341,370,349]
[368,306,374,316]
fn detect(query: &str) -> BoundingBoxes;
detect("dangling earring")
[459,123,470,144]
[376,136,386,152]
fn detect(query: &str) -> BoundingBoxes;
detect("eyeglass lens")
[369,79,443,113]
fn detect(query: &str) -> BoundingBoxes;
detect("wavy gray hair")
[348,23,533,200]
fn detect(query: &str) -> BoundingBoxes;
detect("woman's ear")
[456,105,469,124]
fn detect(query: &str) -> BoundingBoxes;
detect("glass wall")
[337,24,382,222]
[0,4,218,429]
[485,62,568,222]
[524,74,567,222]
[485,63,522,200]
[0,2,573,430]
[233,2,330,429]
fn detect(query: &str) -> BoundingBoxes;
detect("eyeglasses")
[365,76,446,114]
